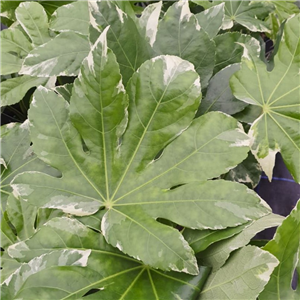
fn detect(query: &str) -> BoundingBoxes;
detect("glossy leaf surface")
[3,217,211,300]
[259,200,300,300]
[199,246,278,300]
[11,30,270,274]
[154,0,215,89]
[230,14,300,182]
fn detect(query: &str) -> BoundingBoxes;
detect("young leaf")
[154,0,215,89]
[12,31,269,274]
[197,214,284,271]
[259,200,300,300]
[15,2,51,46]
[199,246,279,300]
[20,31,90,77]
[4,217,211,299]
[230,14,300,182]
[195,3,225,39]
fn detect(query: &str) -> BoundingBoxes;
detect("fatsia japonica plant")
[0,1,299,299]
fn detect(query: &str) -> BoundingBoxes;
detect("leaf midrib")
[110,62,179,201]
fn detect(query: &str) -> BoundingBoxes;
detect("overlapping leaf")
[2,217,211,300]
[198,64,247,116]
[197,214,284,271]
[230,14,300,182]
[195,3,225,39]
[0,0,72,24]
[49,1,90,36]
[12,29,270,274]
[0,2,53,107]
[199,246,278,300]
[0,121,58,212]
[154,0,216,89]
[259,200,300,300]
[194,0,274,32]
[90,0,151,85]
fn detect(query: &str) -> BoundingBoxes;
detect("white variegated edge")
[138,1,162,47]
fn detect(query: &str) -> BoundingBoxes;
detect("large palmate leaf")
[90,0,151,85]
[230,14,300,182]
[197,214,284,271]
[259,200,300,300]
[3,217,211,299]
[195,0,274,32]
[12,30,270,275]
[199,246,278,300]
[0,121,58,212]
[154,0,215,89]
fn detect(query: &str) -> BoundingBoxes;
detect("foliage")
[1,1,299,299]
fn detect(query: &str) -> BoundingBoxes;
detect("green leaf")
[12,31,269,274]
[195,3,225,39]
[0,252,21,284]
[198,64,248,116]
[197,214,284,271]
[259,200,300,300]
[154,0,215,89]
[90,0,151,85]
[4,217,211,299]
[183,223,246,254]
[0,52,22,75]
[230,14,300,182]
[20,31,90,77]
[199,245,279,300]
[213,33,257,74]
[1,212,17,249]
[0,27,32,57]
[0,75,48,107]
[49,1,89,36]
[0,121,59,211]
[15,2,51,46]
